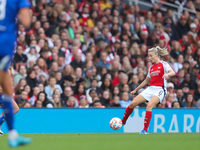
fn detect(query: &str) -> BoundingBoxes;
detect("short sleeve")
[18,0,31,9]
[147,68,151,78]
[164,62,172,73]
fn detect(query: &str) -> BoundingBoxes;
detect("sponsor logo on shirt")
[150,70,161,77]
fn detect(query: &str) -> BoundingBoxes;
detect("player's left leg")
[0,71,16,137]
[139,96,160,134]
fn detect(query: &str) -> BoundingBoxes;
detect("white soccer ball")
[109,117,122,130]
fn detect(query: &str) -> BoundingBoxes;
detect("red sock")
[122,106,134,124]
[143,111,152,131]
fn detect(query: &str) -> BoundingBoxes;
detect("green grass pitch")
[0,133,200,150]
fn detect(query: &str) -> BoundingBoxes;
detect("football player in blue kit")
[0,0,32,147]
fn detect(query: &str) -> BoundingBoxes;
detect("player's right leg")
[122,94,146,125]
[0,69,31,147]
[139,95,160,135]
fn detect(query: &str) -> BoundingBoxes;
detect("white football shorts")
[140,86,167,102]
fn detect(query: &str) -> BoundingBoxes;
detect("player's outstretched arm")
[130,77,150,96]
[162,69,175,80]
[18,8,31,28]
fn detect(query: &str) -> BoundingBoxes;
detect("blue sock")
[2,95,14,130]
[0,115,6,126]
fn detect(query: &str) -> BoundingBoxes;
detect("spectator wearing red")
[116,73,128,94]
[166,92,175,108]
[188,23,199,48]
[18,24,26,35]
[159,25,170,47]
[66,3,77,21]
[23,84,31,100]
[178,34,189,51]
[112,70,121,88]
[29,21,41,34]
[29,86,40,106]
[79,4,90,26]
[73,84,86,101]
[140,16,148,35]
[17,34,26,51]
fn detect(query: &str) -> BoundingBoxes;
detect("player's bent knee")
[146,104,153,111]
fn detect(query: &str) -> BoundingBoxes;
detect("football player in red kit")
[121,46,175,134]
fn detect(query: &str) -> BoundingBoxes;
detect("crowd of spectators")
[3,0,200,109]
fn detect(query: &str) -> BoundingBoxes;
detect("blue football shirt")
[0,0,31,56]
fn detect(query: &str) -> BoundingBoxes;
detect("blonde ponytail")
[148,46,169,57]
[156,46,169,57]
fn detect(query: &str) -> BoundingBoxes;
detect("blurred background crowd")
[3,0,200,109]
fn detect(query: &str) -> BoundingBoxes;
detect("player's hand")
[130,90,137,96]
[162,74,169,80]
